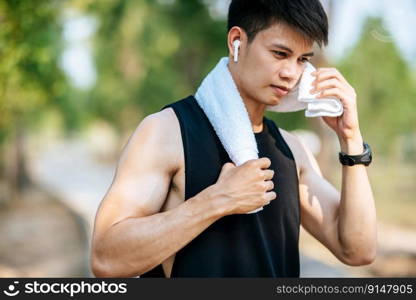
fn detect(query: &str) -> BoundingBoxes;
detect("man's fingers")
[264,191,277,202]
[311,78,342,94]
[263,169,275,180]
[257,157,271,169]
[265,180,274,191]
[313,68,349,86]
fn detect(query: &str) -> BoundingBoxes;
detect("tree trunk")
[4,123,31,203]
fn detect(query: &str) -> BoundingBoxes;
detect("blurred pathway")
[28,138,114,234]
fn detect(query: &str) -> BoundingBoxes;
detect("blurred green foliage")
[0,0,68,142]
[338,17,416,157]
[84,0,227,131]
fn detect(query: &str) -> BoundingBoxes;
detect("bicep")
[299,159,340,244]
[291,135,343,254]
[93,111,180,239]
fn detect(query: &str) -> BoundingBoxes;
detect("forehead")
[254,22,314,53]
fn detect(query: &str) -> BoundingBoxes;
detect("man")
[91,0,377,277]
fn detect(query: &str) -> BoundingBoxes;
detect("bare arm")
[93,189,225,277]
[282,130,377,266]
[91,110,222,277]
[337,135,377,264]
[91,109,276,277]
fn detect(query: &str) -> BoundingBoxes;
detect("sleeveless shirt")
[141,95,300,277]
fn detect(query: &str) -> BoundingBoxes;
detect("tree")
[0,0,68,200]
[338,17,416,156]
[82,0,228,132]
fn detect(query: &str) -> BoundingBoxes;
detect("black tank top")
[141,95,300,277]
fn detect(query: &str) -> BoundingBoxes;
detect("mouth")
[271,84,290,97]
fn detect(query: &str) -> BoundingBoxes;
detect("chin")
[266,95,282,106]
[252,92,281,107]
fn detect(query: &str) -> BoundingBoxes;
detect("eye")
[273,51,288,58]
[299,57,310,63]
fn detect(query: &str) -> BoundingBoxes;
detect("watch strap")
[339,142,372,166]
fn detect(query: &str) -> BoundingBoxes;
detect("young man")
[91,0,377,277]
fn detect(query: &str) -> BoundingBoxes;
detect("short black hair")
[227,0,328,47]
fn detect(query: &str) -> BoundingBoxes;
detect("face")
[230,22,315,107]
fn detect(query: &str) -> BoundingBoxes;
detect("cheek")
[239,50,276,90]
[254,56,277,84]
[244,61,274,87]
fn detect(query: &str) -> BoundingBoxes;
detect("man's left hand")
[311,68,364,154]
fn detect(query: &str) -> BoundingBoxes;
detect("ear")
[227,26,246,59]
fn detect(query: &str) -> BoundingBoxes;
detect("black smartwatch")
[339,142,372,166]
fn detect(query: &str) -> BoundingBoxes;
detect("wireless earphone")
[233,40,241,62]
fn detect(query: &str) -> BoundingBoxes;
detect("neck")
[228,59,266,133]
[243,99,266,133]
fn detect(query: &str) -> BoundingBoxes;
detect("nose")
[278,60,301,84]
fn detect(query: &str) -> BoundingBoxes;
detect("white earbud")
[233,40,241,62]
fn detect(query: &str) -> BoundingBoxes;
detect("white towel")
[194,57,343,213]
[268,61,344,117]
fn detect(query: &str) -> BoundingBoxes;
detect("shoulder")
[137,107,179,139]
[93,108,183,234]
[119,107,183,176]
[136,107,178,135]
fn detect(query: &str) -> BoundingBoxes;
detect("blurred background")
[0,0,415,277]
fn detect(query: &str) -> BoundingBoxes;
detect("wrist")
[198,184,231,218]
[339,133,364,155]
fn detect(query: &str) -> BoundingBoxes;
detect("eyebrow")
[272,43,314,57]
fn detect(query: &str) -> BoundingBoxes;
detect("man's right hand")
[208,157,277,215]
